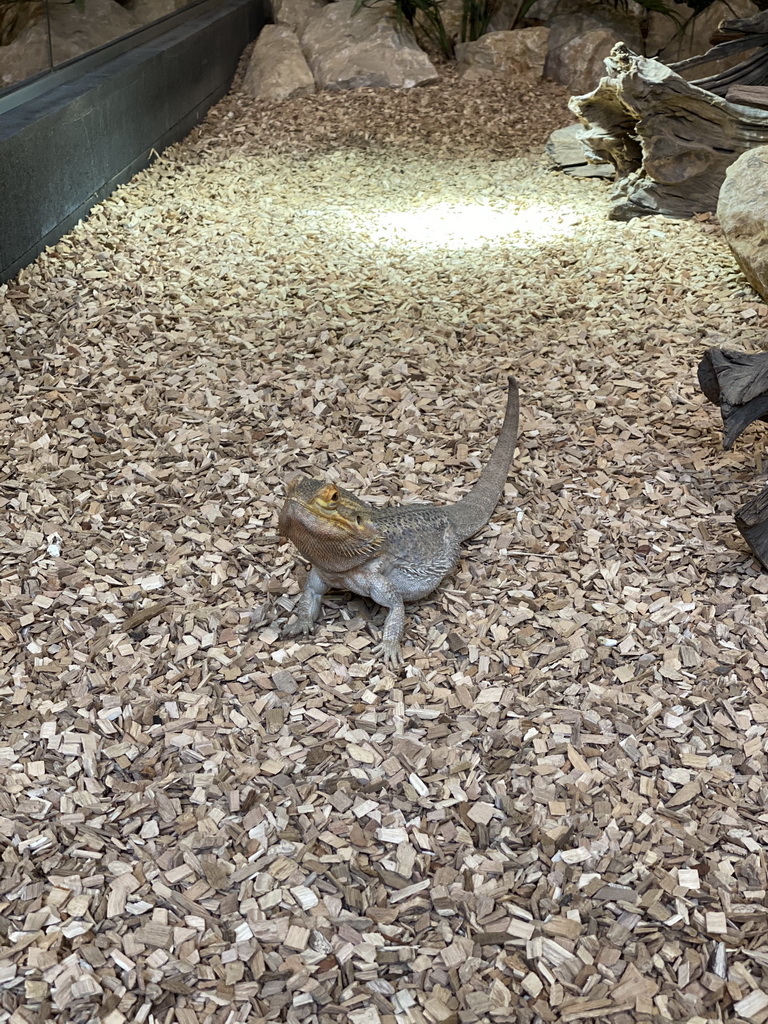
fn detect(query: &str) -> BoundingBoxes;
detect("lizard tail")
[447,376,520,542]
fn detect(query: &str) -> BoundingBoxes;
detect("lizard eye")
[328,489,338,503]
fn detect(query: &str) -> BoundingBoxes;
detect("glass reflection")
[50,0,141,65]
[0,0,53,90]
[0,0,202,93]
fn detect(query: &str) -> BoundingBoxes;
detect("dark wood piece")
[697,347,768,450]
[736,488,768,570]
[698,346,768,570]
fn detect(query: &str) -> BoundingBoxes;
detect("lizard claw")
[373,640,403,670]
[282,617,315,639]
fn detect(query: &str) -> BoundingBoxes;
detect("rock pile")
[3,0,756,103]
[240,0,761,102]
[243,0,437,97]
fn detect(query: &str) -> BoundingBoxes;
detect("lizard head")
[279,477,382,571]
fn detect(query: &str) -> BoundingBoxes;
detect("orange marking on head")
[317,484,340,505]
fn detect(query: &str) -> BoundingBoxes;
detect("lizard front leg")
[368,576,406,668]
[284,567,329,637]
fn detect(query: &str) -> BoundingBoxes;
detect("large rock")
[274,0,327,37]
[456,27,549,80]
[300,0,438,90]
[243,24,315,100]
[551,26,630,95]
[717,147,768,301]
[545,1,642,94]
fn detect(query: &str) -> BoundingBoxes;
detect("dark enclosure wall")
[0,0,268,284]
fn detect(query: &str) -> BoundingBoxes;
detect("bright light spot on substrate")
[358,201,581,250]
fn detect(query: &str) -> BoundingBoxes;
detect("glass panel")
[0,0,53,90]
[49,0,202,66]
[49,0,142,65]
[125,0,199,31]
[0,0,204,94]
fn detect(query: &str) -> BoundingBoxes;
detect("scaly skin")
[278,377,520,667]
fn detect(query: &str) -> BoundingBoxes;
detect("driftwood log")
[698,347,768,569]
[568,14,768,219]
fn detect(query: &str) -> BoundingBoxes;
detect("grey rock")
[551,26,627,95]
[545,0,641,94]
[243,24,316,100]
[455,27,549,79]
[717,147,768,301]
[300,0,438,90]
[274,0,327,37]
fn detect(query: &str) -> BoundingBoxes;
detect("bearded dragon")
[278,377,520,666]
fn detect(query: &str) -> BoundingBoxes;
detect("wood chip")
[734,990,768,1022]
[706,911,729,935]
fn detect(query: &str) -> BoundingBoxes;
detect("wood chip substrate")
[3,58,768,1024]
